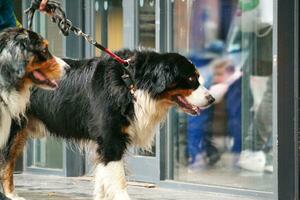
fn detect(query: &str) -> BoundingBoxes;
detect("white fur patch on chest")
[0,88,30,148]
[1,88,30,119]
[127,90,169,149]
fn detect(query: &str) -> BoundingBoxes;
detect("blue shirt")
[0,0,17,30]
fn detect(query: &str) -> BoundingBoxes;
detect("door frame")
[123,0,162,183]
[276,0,298,199]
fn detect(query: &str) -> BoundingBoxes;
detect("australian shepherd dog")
[0,27,68,200]
[1,49,215,200]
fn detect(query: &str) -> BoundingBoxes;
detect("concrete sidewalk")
[5,174,271,200]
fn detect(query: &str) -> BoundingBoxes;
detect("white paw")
[5,192,26,200]
[94,191,131,200]
[113,190,131,200]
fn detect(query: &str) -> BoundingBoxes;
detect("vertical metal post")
[123,0,137,49]
[276,0,298,199]
[64,0,85,177]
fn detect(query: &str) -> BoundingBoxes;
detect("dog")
[1,49,215,200]
[0,27,69,200]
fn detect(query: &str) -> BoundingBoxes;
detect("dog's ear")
[0,43,27,88]
[148,63,175,95]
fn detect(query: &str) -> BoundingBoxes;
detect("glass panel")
[28,14,64,169]
[107,0,123,50]
[30,138,63,168]
[138,0,156,48]
[94,0,123,56]
[94,0,103,57]
[170,0,274,192]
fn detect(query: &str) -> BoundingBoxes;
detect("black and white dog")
[0,27,68,200]
[1,49,214,200]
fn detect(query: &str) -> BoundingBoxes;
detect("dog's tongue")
[32,70,47,81]
[32,70,58,88]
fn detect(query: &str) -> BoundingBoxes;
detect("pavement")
[0,174,272,200]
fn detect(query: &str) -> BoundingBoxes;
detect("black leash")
[25,0,136,99]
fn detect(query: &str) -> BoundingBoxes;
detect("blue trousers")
[187,78,242,163]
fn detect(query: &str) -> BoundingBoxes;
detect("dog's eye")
[42,48,47,54]
[188,76,196,82]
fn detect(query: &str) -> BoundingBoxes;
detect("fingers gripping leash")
[25,0,136,100]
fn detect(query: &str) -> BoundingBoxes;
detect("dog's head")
[0,28,69,91]
[136,52,215,115]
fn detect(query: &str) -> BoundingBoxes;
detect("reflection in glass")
[170,0,274,192]
[31,138,63,169]
[138,0,155,48]
[94,0,123,56]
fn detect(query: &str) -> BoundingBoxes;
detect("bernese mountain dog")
[0,27,68,200]
[1,49,215,200]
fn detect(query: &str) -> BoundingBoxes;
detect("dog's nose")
[206,95,215,104]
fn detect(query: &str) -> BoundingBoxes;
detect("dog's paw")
[5,192,26,200]
[113,191,131,200]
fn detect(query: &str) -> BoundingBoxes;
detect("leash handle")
[25,0,69,36]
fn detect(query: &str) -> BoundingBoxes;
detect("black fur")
[27,49,200,164]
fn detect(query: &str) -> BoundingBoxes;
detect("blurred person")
[187,58,242,168]
[237,0,273,173]
[0,0,21,30]
[0,0,48,31]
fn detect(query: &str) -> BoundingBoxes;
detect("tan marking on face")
[20,56,63,90]
[42,39,49,47]
[160,89,194,104]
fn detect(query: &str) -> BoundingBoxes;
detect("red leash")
[93,44,129,66]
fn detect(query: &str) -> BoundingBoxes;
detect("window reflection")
[138,0,156,48]
[94,0,123,56]
[171,0,274,192]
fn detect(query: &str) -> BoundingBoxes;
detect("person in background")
[0,0,48,31]
[237,0,274,173]
[188,58,242,168]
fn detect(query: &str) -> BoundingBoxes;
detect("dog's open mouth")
[172,95,202,115]
[29,69,58,89]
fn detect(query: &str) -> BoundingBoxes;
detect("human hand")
[39,0,48,11]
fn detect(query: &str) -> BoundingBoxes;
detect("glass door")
[125,0,160,183]
[166,0,276,195]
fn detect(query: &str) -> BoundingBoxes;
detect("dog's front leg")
[94,160,130,200]
[0,129,29,200]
